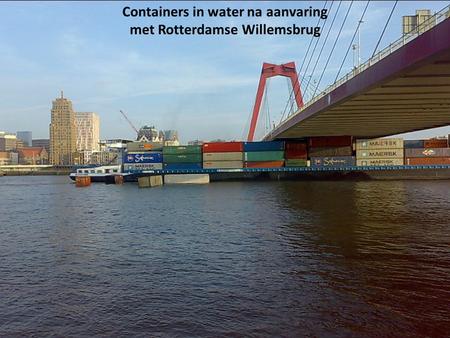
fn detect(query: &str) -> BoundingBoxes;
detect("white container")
[123,163,163,171]
[164,174,210,184]
[202,152,243,161]
[355,138,404,150]
[356,158,404,166]
[356,149,404,159]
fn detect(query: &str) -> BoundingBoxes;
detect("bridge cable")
[278,1,332,124]
[285,77,295,116]
[241,101,254,140]
[257,78,270,139]
[290,0,334,110]
[293,1,335,104]
[297,1,329,77]
[334,0,371,83]
[299,1,343,107]
[280,0,328,122]
[371,0,398,58]
[312,1,354,99]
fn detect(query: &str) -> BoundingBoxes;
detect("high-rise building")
[17,138,27,149]
[402,9,435,35]
[32,139,50,154]
[76,112,100,152]
[163,130,179,141]
[16,131,32,147]
[137,125,161,142]
[49,92,77,165]
[0,132,17,151]
[90,151,119,165]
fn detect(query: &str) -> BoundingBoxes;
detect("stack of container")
[123,141,164,172]
[163,145,203,170]
[405,138,450,165]
[202,142,244,169]
[309,136,355,167]
[123,152,164,171]
[285,141,308,167]
[243,141,285,168]
[356,138,404,166]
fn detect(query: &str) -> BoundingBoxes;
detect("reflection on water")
[277,181,450,337]
[0,176,449,337]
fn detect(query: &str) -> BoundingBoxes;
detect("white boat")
[69,165,128,182]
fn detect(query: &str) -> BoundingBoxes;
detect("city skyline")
[1,1,450,142]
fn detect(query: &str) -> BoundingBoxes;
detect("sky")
[0,0,449,143]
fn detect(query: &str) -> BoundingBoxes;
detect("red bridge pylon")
[247,62,303,142]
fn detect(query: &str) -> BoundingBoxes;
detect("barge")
[124,164,450,182]
[70,138,450,183]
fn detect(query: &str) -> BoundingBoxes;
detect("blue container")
[123,152,163,164]
[311,156,355,167]
[243,141,285,152]
[404,140,424,149]
[163,163,203,170]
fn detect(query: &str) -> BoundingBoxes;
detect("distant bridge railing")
[273,4,450,132]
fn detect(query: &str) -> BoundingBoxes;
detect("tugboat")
[69,164,128,183]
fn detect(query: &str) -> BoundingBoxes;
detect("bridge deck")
[268,16,450,139]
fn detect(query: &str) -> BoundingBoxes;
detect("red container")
[285,141,307,159]
[285,141,306,151]
[309,146,353,157]
[406,157,450,165]
[285,150,307,159]
[202,142,243,153]
[308,136,352,148]
[244,161,284,168]
[423,139,448,148]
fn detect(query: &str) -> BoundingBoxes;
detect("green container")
[164,153,202,163]
[285,159,307,167]
[163,145,202,155]
[244,151,284,162]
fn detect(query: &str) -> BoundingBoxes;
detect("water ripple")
[0,176,449,337]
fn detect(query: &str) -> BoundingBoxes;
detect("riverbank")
[0,166,71,176]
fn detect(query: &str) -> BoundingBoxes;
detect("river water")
[0,176,449,337]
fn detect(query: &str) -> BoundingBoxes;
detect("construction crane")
[119,110,139,137]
